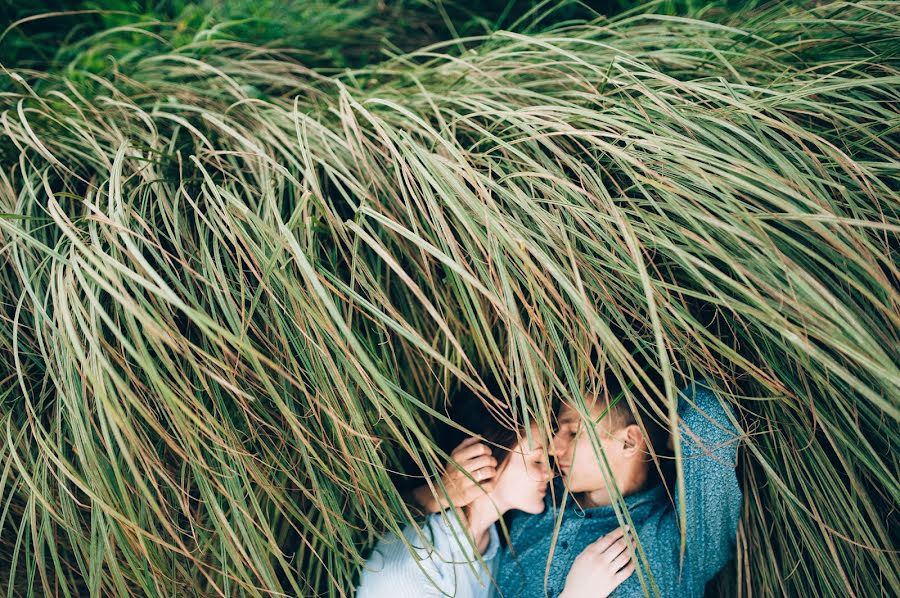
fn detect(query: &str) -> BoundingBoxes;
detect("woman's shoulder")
[369,514,445,558]
[367,512,468,565]
[358,513,498,596]
[357,516,449,595]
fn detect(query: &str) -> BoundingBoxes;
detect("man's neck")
[577,473,648,509]
[577,488,613,509]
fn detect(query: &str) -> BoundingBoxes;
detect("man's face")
[550,398,633,494]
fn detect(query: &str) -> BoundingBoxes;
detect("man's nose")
[548,435,564,457]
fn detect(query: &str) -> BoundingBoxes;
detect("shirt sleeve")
[356,511,500,598]
[674,378,743,582]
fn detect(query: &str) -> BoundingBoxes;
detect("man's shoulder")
[677,378,738,429]
[677,377,716,404]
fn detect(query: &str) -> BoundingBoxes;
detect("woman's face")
[493,422,553,514]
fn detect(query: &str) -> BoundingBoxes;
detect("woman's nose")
[538,463,553,482]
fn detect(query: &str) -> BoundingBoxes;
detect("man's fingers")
[589,526,625,553]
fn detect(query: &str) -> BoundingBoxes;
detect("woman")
[356,381,634,597]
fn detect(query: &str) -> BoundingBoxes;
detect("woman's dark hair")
[438,375,521,465]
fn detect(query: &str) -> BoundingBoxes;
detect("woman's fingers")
[614,561,636,584]
[453,441,491,462]
[478,480,496,493]
[462,455,497,473]
[588,527,625,554]
[437,440,497,507]
[609,550,631,572]
[448,457,496,482]
[455,437,481,450]
[462,480,495,502]
[472,467,496,482]
[601,538,629,562]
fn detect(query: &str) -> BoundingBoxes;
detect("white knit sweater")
[356,511,501,597]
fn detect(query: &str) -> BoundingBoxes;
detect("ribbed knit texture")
[356,510,501,597]
[495,379,743,598]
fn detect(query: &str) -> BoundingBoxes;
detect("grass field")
[0,1,897,596]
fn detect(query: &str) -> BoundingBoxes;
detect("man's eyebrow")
[558,414,581,424]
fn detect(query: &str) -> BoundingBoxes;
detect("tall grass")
[0,0,897,595]
[0,0,632,76]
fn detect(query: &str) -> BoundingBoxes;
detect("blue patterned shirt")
[495,379,742,598]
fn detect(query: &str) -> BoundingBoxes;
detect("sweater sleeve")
[674,378,743,584]
[356,511,500,598]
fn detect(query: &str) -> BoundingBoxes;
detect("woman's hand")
[559,527,635,598]
[413,437,498,513]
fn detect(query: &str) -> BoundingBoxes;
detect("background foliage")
[0,1,897,596]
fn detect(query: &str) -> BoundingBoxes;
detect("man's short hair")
[584,340,668,451]
[588,376,638,429]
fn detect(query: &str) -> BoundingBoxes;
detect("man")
[495,377,743,597]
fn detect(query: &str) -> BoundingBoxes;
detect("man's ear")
[621,424,645,455]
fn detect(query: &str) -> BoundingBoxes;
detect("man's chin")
[561,479,582,493]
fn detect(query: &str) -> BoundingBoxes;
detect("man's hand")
[413,437,498,513]
[560,527,635,598]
